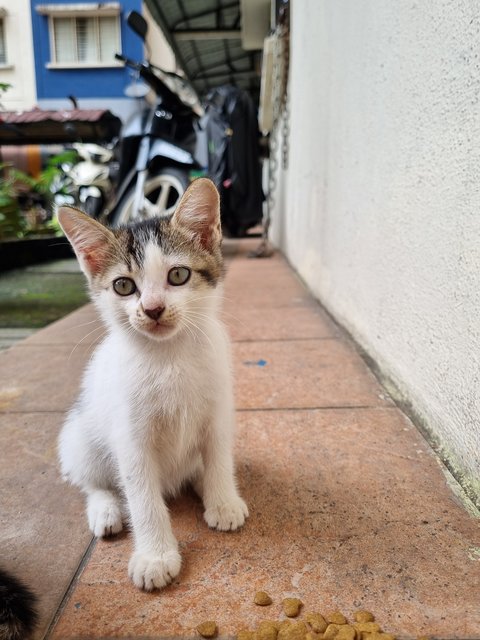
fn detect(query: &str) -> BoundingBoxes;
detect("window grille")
[51,14,120,65]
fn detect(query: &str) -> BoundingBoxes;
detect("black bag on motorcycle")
[203,85,263,237]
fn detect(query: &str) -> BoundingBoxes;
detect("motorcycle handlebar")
[115,53,193,115]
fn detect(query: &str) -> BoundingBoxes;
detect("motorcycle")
[106,11,207,226]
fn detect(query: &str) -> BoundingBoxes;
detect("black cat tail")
[0,567,38,640]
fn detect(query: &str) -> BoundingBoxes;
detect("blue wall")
[31,0,144,100]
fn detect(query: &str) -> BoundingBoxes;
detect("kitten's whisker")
[68,324,107,361]
[182,316,215,351]
[65,317,103,332]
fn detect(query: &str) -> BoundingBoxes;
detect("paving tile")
[0,343,92,413]
[49,408,480,639]
[23,304,102,347]
[233,339,391,409]
[223,257,312,310]
[0,411,91,640]
[225,304,339,342]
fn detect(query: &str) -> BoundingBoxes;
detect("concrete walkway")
[0,239,478,639]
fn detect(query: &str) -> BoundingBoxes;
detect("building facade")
[0,0,175,119]
[0,0,36,111]
[30,0,144,120]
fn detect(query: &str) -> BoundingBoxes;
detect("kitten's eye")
[168,267,191,286]
[113,277,136,296]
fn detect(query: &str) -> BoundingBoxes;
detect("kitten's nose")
[143,305,165,321]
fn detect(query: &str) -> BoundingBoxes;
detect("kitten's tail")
[0,567,38,640]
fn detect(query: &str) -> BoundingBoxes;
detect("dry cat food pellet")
[354,611,375,623]
[237,632,255,640]
[278,621,308,640]
[324,624,357,640]
[354,621,381,635]
[255,591,273,606]
[326,611,348,625]
[369,634,396,640]
[257,620,279,640]
[282,597,303,617]
[305,612,328,633]
[196,621,217,638]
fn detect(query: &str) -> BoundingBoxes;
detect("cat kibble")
[237,631,256,640]
[255,591,273,606]
[257,620,279,640]
[278,621,308,640]
[354,611,375,623]
[282,597,303,617]
[196,621,217,638]
[354,621,381,635]
[324,624,342,640]
[327,611,347,625]
[305,612,328,633]
[323,624,357,640]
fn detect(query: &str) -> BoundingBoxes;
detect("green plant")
[0,164,26,239]
[0,150,79,238]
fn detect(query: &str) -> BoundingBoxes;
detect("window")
[37,3,121,68]
[51,15,119,65]
[0,18,6,65]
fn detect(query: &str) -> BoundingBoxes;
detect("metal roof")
[144,0,263,104]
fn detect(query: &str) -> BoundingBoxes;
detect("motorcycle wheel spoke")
[156,183,171,213]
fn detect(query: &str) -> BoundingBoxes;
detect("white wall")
[144,3,176,72]
[1,0,36,110]
[271,0,480,503]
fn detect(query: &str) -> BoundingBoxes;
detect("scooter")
[68,142,117,218]
[106,11,207,226]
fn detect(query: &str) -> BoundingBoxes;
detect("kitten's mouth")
[143,319,178,339]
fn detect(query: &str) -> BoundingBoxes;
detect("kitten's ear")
[171,178,221,251]
[57,206,116,279]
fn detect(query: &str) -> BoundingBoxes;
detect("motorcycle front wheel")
[113,168,189,226]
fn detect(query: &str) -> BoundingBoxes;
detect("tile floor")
[0,238,478,639]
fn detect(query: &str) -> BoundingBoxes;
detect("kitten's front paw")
[128,549,181,591]
[204,496,249,531]
[87,493,123,538]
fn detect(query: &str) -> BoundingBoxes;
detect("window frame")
[36,3,123,69]
[0,10,13,69]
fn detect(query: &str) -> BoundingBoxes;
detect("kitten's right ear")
[57,207,116,279]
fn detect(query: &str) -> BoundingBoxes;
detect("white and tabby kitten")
[57,178,248,591]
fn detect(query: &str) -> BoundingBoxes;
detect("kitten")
[0,567,38,640]
[57,178,248,591]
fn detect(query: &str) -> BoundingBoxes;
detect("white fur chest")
[95,327,228,467]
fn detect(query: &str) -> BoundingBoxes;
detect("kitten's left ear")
[172,178,221,251]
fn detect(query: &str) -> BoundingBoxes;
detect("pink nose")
[144,306,165,321]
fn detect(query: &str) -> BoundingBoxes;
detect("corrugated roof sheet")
[145,0,262,103]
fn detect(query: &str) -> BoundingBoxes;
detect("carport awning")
[144,0,263,104]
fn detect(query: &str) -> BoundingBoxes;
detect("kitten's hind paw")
[204,496,249,531]
[87,490,123,538]
[128,549,181,591]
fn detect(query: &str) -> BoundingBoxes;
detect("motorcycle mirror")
[127,11,148,40]
[124,81,150,99]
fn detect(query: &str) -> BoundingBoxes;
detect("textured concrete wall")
[270,1,480,502]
